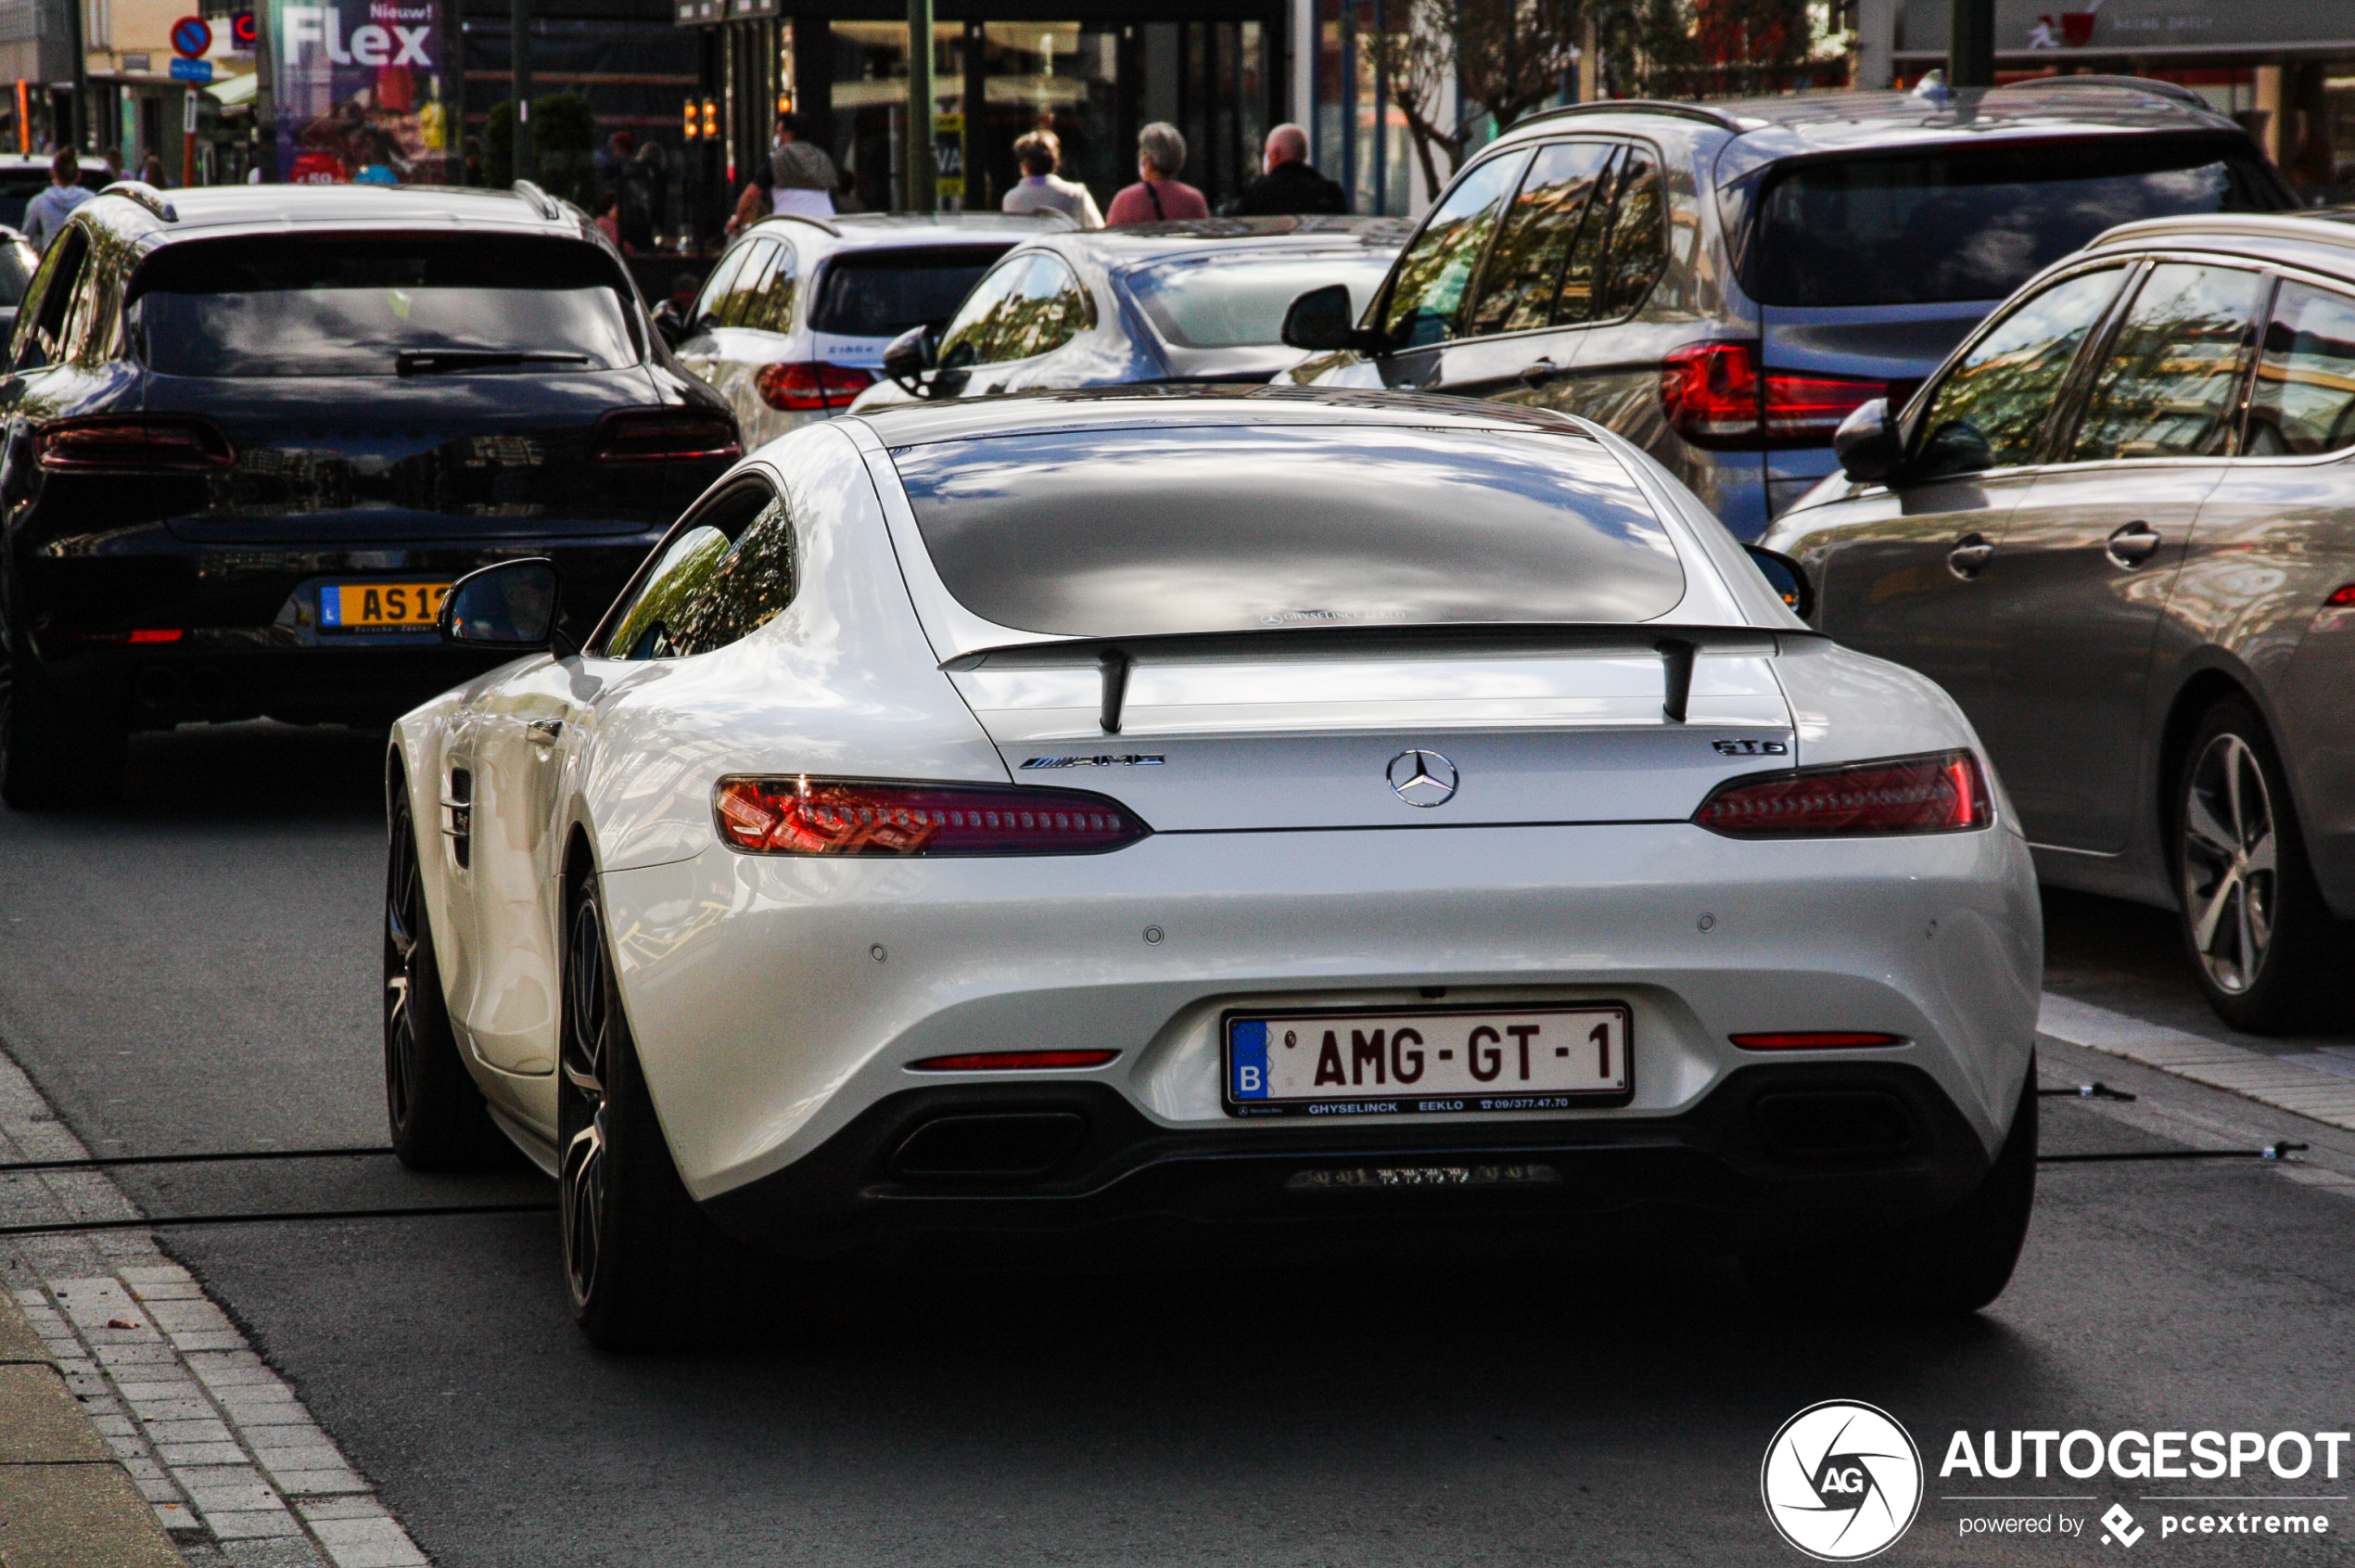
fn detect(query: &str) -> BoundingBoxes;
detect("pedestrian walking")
[1105,122,1208,226]
[770,113,837,220]
[1000,129,1101,228]
[1224,123,1346,216]
[20,147,90,252]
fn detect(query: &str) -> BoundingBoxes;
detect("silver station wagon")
[1763,211,2355,1034]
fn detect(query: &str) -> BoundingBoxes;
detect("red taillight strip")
[713,776,1151,857]
[908,1050,1119,1072]
[755,362,876,412]
[36,415,236,473]
[1694,749,1991,838]
[590,408,742,463]
[2328,584,2355,607]
[1660,341,1887,450]
[1731,1032,1905,1051]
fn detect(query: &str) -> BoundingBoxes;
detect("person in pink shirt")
[1105,122,1210,226]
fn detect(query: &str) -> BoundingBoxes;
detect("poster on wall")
[274,1,455,184]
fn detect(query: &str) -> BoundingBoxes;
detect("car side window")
[603,489,798,659]
[1463,141,1618,338]
[1376,150,1530,351]
[1594,149,1668,319]
[14,227,86,372]
[937,255,1032,369]
[2068,262,2263,463]
[605,525,732,659]
[1554,147,1624,325]
[2242,279,2355,458]
[743,242,800,333]
[1909,265,2126,481]
[989,254,1091,363]
[688,243,753,329]
[715,240,780,328]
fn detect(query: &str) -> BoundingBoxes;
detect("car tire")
[383,776,508,1171]
[559,870,737,1351]
[0,639,126,809]
[2171,696,2349,1034]
[1742,1068,2036,1317]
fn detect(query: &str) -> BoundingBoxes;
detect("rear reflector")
[714,775,1151,857]
[908,1050,1119,1072]
[36,416,235,473]
[1731,1031,1904,1051]
[755,361,875,412]
[590,408,742,463]
[1694,749,1990,838]
[128,629,184,644]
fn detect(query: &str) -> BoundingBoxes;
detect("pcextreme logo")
[1763,1401,1925,1561]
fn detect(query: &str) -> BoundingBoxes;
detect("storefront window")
[829,21,964,212]
[974,23,1120,213]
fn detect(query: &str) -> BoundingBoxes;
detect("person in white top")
[770,113,837,220]
[999,130,1101,229]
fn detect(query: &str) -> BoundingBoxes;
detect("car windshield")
[1744,135,2281,307]
[808,246,1010,338]
[127,236,638,377]
[892,424,1684,637]
[1124,251,1394,349]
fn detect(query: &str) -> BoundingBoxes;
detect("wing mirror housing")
[1832,397,1907,484]
[1743,544,1815,622]
[1280,283,1377,354]
[439,558,561,648]
[883,325,939,395]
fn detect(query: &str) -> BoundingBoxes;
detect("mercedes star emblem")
[1386,748,1459,807]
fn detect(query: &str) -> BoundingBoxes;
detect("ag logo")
[1762,1400,1923,1561]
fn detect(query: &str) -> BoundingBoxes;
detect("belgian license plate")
[319,581,451,631]
[1225,1004,1631,1116]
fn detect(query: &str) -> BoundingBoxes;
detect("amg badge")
[1712,739,1789,757]
[1021,754,1167,770]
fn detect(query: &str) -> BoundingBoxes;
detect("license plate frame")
[1221,1001,1633,1118]
[318,580,452,632]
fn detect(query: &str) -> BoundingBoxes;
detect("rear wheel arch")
[2157,669,2250,853]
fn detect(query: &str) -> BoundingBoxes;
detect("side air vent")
[443,768,473,869]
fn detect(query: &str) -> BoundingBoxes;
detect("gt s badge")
[1712,739,1789,757]
[1021,754,1167,769]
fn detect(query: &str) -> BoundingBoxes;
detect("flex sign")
[274,0,454,183]
[279,6,434,69]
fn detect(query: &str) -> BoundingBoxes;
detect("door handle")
[526,719,564,746]
[1947,535,1995,579]
[2106,521,2161,567]
[1520,359,1563,389]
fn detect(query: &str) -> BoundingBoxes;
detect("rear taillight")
[714,776,1151,857]
[1693,750,1991,838]
[1730,1031,1904,1051]
[1660,342,1887,450]
[754,362,875,413]
[591,408,742,463]
[36,416,235,473]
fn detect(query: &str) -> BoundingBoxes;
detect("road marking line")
[2039,993,2355,1134]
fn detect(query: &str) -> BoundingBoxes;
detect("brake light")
[2327,584,2355,607]
[1660,342,1887,450]
[1730,1031,1904,1050]
[1693,750,1990,838]
[36,416,235,473]
[714,776,1151,857]
[590,408,741,463]
[909,1050,1120,1071]
[755,362,875,412]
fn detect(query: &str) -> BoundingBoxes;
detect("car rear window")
[1743,135,2283,308]
[1125,251,1394,349]
[891,425,1684,637]
[0,169,108,231]
[126,236,638,377]
[0,235,34,307]
[809,246,1010,338]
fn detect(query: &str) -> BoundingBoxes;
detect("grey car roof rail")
[510,180,563,221]
[1514,99,1750,133]
[1987,74,2210,110]
[98,180,176,223]
[762,212,845,237]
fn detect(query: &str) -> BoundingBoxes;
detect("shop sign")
[1898,0,2355,56]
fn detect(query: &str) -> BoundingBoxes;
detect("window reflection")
[1378,153,1528,351]
[1913,267,2124,478]
[2070,263,2261,463]
[2246,281,2355,458]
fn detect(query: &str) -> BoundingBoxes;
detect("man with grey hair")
[1106,121,1209,226]
[1227,122,1347,216]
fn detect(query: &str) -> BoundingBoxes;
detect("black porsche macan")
[0,181,739,806]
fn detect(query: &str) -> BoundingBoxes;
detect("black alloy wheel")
[558,872,735,1350]
[2173,697,2349,1033]
[384,776,505,1169]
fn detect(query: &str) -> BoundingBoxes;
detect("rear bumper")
[700,1062,1998,1260]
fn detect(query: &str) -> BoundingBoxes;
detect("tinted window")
[128,237,636,377]
[1747,137,2280,308]
[892,425,1683,637]
[2246,281,2355,457]
[691,243,754,326]
[741,244,800,332]
[14,226,85,370]
[1913,266,2125,479]
[605,494,797,657]
[1556,148,1623,326]
[938,253,1090,366]
[2069,263,2260,463]
[809,246,1008,338]
[936,256,1027,367]
[1595,150,1667,319]
[0,236,35,308]
[1126,251,1393,349]
[607,526,732,659]
[715,239,779,327]
[1379,152,1529,350]
[1465,141,1617,337]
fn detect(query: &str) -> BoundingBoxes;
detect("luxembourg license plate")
[1224,1004,1631,1117]
[319,581,451,631]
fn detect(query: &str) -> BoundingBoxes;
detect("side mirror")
[651,301,688,349]
[883,325,938,395]
[1744,544,1814,622]
[1280,283,1363,353]
[440,558,560,648]
[1832,397,1907,484]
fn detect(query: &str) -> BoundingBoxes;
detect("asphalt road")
[3,721,2353,1567]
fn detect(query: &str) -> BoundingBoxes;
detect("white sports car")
[385,387,2042,1347]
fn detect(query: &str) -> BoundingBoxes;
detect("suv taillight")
[1694,750,1991,838]
[590,408,742,463]
[1661,342,1887,450]
[36,415,236,473]
[715,776,1152,857]
[755,362,875,412]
